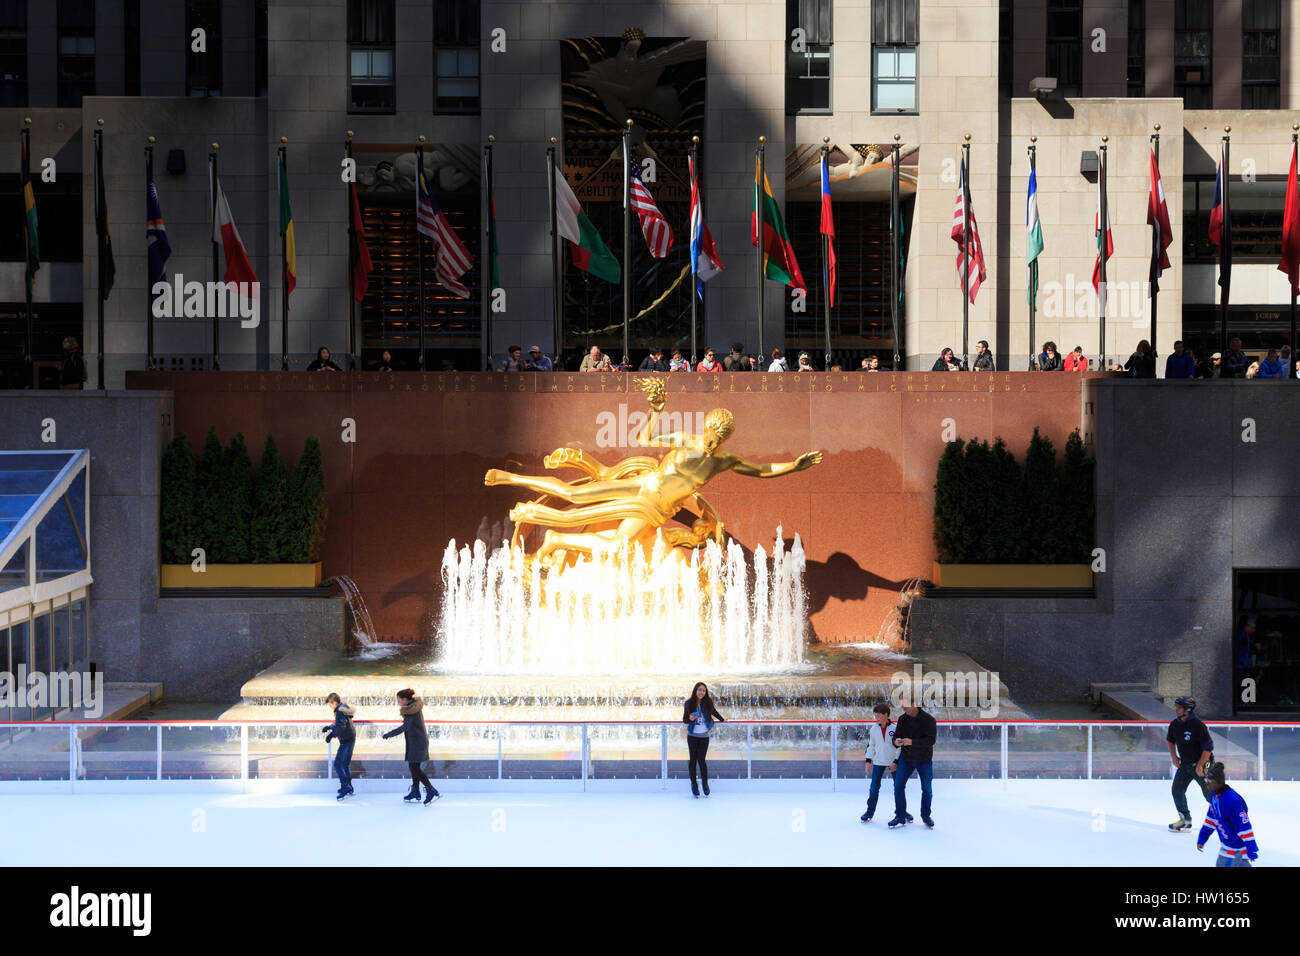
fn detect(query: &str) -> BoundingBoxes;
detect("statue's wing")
[637,39,705,70]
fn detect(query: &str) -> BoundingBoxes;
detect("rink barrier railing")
[0,719,1295,791]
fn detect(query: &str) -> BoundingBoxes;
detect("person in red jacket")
[696,348,720,372]
[1063,346,1088,371]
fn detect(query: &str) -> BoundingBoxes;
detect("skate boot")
[423,785,440,805]
[691,781,700,798]
[887,816,908,829]
[1168,814,1193,832]
[403,784,421,802]
[702,782,710,797]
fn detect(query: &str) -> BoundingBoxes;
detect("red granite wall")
[128,371,1101,644]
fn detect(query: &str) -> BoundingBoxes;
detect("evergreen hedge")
[932,427,1095,564]
[160,431,326,565]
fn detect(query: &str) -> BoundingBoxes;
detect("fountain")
[225,380,1021,734]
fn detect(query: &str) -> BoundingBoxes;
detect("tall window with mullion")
[186,0,222,97]
[0,0,27,108]
[872,0,918,113]
[1127,0,1145,97]
[1174,0,1211,109]
[435,0,479,113]
[1046,0,1082,98]
[786,0,832,114]
[349,0,395,112]
[57,0,95,107]
[1242,0,1279,109]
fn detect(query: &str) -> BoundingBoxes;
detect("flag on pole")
[689,152,723,296]
[952,154,986,303]
[1279,140,1300,297]
[551,162,620,283]
[95,137,114,301]
[278,152,296,303]
[417,151,473,297]
[211,176,258,286]
[820,153,836,307]
[146,155,171,301]
[1026,153,1043,308]
[751,160,807,293]
[629,164,674,258]
[1209,141,1232,307]
[1147,145,1173,296]
[21,135,38,295]
[349,181,373,302]
[1093,150,1114,312]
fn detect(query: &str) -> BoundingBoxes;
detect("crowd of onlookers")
[301,338,1300,378]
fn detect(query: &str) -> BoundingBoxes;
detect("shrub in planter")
[990,437,1026,563]
[251,436,290,563]
[159,434,198,565]
[286,436,326,563]
[194,426,227,563]
[933,438,966,563]
[219,433,253,564]
[1058,429,1095,563]
[1020,428,1060,563]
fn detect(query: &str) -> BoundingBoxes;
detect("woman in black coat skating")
[381,688,439,804]
[682,682,725,798]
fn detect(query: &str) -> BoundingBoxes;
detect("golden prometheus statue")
[484,378,822,568]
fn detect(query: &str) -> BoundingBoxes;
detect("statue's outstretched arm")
[732,450,824,478]
[633,376,666,448]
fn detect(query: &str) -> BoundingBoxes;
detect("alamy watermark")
[594,403,708,449]
[0,667,104,719]
[150,272,260,328]
[890,664,1001,718]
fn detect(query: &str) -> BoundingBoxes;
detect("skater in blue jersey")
[322,692,356,800]
[1196,763,1259,867]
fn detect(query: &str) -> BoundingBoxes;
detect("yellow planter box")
[160,562,323,588]
[932,563,1093,589]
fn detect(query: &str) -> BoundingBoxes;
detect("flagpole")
[209,142,220,372]
[345,131,356,370]
[94,121,106,390]
[278,138,289,371]
[416,136,427,371]
[1028,137,1037,371]
[1150,126,1160,361]
[1099,137,1109,370]
[820,137,831,371]
[1220,126,1230,357]
[891,133,901,371]
[548,137,561,364]
[1292,123,1298,373]
[691,136,702,369]
[622,119,632,367]
[756,135,766,362]
[21,118,32,371]
[483,134,495,373]
[962,134,971,369]
[146,137,156,370]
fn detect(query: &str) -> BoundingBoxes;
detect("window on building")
[57,0,95,107]
[998,0,1012,99]
[435,0,479,113]
[1234,570,1300,714]
[786,0,832,114]
[186,0,222,96]
[1046,0,1082,98]
[1127,0,1145,97]
[256,0,268,97]
[1174,0,1211,109]
[1183,176,1284,261]
[0,0,26,108]
[349,0,395,112]
[125,0,140,96]
[871,0,918,113]
[1242,0,1280,110]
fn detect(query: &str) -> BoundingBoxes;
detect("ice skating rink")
[9,779,1298,866]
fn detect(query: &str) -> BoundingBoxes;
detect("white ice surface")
[7,780,1297,867]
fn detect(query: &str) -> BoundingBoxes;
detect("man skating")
[889,693,937,829]
[1166,696,1213,832]
[322,692,357,800]
[1197,763,1259,867]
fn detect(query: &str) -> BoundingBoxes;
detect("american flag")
[630,164,673,258]
[417,151,473,298]
[951,153,986,303]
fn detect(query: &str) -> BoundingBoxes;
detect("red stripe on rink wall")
[127,371,1111,644]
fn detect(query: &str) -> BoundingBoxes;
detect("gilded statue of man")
[484,378,822,564]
